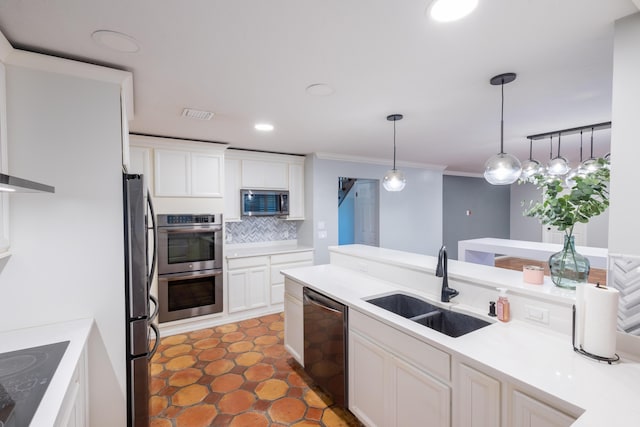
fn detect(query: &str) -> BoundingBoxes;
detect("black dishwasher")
[303,287,348,408]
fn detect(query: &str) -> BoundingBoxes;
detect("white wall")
[303,155,443,264]
[609,12,640,255]
[0,65,126,425]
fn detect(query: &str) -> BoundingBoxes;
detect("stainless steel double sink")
[365,293,491,338]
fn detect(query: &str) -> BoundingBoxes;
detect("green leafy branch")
[520,158,610,234]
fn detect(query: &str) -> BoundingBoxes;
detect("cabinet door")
[154,149,190,196]
[191,152,222,197]
[55,348,88,427]
[512,391,575,427]
[227,266,269,313]
[288,162,305,219]
[129,146,151,191]
[349,331,387,427]
[242,159,288,189]
[224,158,242,221]
[455,363,501,427]
[284,293,304,365]
[393,356,450,427]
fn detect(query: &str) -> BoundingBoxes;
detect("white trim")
[314,151,447,171]
[129,133,227,153]
[226,148,304,164]
[443,170,484,178]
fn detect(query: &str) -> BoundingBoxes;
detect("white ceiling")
[0,0,637,174]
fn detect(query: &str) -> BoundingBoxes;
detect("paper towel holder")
[572,305,620,364]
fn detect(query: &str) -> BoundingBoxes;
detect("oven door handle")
[160,226,222,234]
[147,322,160,359]
[160,270,223,281]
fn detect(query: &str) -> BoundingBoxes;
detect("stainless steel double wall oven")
[157,214,223,322]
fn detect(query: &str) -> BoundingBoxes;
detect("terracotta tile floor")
[150,313,363,427]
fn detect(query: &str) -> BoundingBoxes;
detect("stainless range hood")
[0,173,55,193]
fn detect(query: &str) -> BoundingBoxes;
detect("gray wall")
[300,155,443,264]
[443,175,511,260]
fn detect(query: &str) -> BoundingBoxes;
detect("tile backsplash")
[609,253,640,336]
[226,217,297,244]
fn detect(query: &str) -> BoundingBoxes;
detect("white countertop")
[225,241,314,259]
[458,237,608,269]
[0,318,93,426]
[282,263,640,426]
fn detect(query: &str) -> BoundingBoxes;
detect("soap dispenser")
[496,288,510,322]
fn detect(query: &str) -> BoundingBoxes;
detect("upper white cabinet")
[225,150,305,220]
[129,135,226,199]
[241,159,288,189]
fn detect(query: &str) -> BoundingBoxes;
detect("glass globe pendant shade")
[580,158,601,174]
[547,156,570,176]
[383,169,406,192]
[483,153,522,185]
[520,159,541,179]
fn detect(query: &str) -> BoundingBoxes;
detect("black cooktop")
[0,341,69,427]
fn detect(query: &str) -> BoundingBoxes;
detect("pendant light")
[383,114,406,192]
[547,132,570,176]
[484,73,522,185]
[565,130,584,187]
[521,138,541,178]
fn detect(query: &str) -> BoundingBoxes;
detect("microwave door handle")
[147,190,157,287]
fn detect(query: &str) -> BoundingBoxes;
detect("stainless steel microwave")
[241,189,289,216]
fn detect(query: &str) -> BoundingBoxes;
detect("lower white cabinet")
[55,348,88,427]
[512,390,576,427]
[227,256,269,313]
[349,328,450,427]
[284,287,304,365]
[454,362,501,427]
[270,251,313,304]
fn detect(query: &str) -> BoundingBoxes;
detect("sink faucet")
[436,245,459,303]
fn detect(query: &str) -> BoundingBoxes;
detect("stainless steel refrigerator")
[123,173,159,427]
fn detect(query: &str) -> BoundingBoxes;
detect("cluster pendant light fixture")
[383,114,406,192]
[484,73,522,185]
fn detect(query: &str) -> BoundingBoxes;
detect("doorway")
[338,177,380,247]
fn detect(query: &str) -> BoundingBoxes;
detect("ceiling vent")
[181,108,214,121]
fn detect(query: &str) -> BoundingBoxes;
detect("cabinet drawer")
[350,309,450,383]
[271,261,313,284]
[227,256,269,270]
[271,251,313,265]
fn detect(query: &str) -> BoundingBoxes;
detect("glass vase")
[548,234,590,289]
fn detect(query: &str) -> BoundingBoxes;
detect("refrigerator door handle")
[148,322,160,359]
[149,294,159,322]
[147,190,157,288]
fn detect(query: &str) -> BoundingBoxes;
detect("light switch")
[318,221,326,230]
[318,230,327,239]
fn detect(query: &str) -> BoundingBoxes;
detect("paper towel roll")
[574,284,586,348]
[582,284,619,358]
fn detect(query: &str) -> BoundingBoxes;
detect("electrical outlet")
[525,305,549,324]
[226,233,233,243]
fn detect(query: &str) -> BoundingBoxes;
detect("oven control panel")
[157,213,222,226]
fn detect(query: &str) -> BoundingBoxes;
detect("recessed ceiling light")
[306,83,335,96]
[91,30,140,53]
[255,123,274,132]
[182,108,214,121]
[428,0,478,22]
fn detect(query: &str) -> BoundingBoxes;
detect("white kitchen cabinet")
[154,148,223,197]
[284,286,304,365]
[512,390,576,427]
[349,311,451,427]
[349,330,387,427]
[128,146,151,191]
[55,348,88,427]
[269,251,313,304]
[241,159,288,189]
[454,362,501,427]
[227,256,270,313]
[224,158,242,221]
[287,162,305,220]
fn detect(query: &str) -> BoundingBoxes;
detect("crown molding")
[314,152,447,172]
[442,170,484,178]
